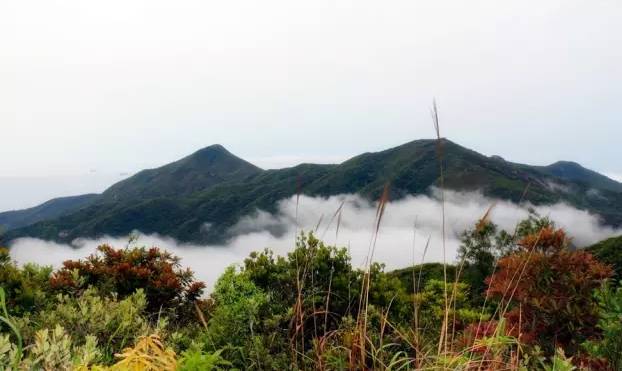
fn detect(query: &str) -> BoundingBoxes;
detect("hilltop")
[2,138,621,244]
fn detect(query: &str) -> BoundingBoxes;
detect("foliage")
[389,262,457,292]
[458,219,514,303]
[486,225,613,354]
[0,247,53,316]
[244,233,360,322]
[0,325,102,371]
[413,279,483,340]
[178,344,233,371]
[112,334,177,371]
[0,287,22,369]
[50,244,206,318]
[582,282,622,370]
[587,235,622,281]
[32,288,150,363]
[458,212,556,305]
[204,265,269,367]
[1,218,621,370]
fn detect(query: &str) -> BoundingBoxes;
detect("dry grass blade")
[476,202,497,233]
[370,183,390,264]
[353,182,391,369]
[321,200,345,241]
[314,213,325,234]
[194,302,208,331]
[335,205,343,240]
[519,181,531,205]
[431,99,450,356]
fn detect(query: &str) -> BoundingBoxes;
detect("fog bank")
[9,190,621,290]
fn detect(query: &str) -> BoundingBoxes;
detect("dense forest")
[1,212,621,370]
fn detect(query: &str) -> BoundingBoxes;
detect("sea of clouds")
[9,189,622,290]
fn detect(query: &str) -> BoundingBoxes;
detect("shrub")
[582,282,622,370]
[207,266,269,348]
[0,248,53,316]
[203,266,276,368]
[178,345,232,371]
[244,232,360,324]
[586,235,622,281]
[50,245,206,318]
[32,288,150,363]
[113,334,177,371]
[1,325,101,371]
[486,226,613,354]
[413,279,483,342]
[458,220,514,303]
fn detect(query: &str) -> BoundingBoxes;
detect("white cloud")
[9,190,621,291]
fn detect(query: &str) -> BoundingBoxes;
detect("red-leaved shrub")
[485,226,613,354]
[50,245,206,317]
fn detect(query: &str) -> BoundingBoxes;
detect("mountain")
[99,144,262,203]
[539,161,622,193]
[0,194,98,232]
[2,139,621,245]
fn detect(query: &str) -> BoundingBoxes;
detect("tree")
[243,233,361,333]
[458,220,511,303]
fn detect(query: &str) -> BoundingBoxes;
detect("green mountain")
[0,194,98,232]
[2,139,621,245]
[539,161,622,193]
[100,144,262,202]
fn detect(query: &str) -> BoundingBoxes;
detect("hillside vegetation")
[1,214,620,370]
[3,139,622,245]
[587,235,622,280]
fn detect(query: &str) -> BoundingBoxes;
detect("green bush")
[0,222,619,370]
[0,248,53,317]
[583,282,622,370]
[32,288,150,364]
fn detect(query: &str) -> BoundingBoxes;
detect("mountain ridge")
[2,138,621,245]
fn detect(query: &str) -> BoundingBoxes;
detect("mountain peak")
[196,143,227,153]
[183,144,237,164]
[547,160,583,169]
[99,144,262,202]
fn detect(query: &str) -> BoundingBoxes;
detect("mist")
[9,190,621,290]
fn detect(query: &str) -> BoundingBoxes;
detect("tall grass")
[0,287,22,369]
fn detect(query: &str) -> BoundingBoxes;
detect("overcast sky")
[1,0,621,211]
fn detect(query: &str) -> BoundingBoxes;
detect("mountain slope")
[539,161,622,193]
[0,194,98,232]
[586,235,622,280]
[3,139,621,245]
[100,144,262,202]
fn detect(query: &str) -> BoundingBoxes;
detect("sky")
[1,0,621,211]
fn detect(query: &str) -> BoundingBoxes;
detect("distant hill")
[539,161,622,193]
[2,138,622,245]
[0,194,98,232]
